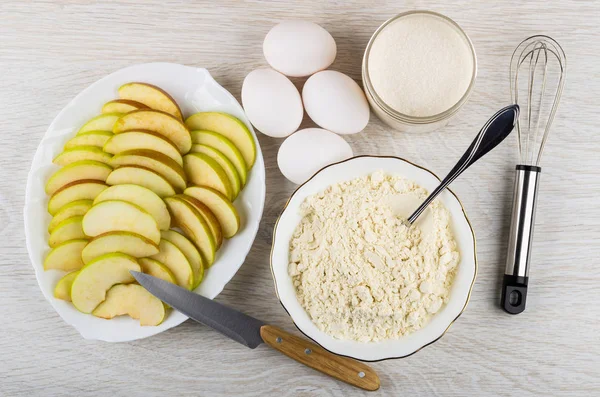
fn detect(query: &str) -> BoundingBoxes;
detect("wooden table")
[2,1,599,395]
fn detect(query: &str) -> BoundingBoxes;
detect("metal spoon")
[405,104,520,225]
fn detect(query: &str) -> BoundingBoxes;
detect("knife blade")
[132,271,265,348]
[132,271,380,391]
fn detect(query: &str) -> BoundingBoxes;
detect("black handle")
[500,275,528,314]
[407,104,519,224]
[443,104,520,187]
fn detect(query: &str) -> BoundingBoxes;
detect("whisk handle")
[501,165,541,314]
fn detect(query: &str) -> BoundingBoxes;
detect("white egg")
[263,21,337,77]
[242,68,303,138]
[277,128,353,184]
[302,70,370,135]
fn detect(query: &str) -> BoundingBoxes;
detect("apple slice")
[102,99,148,114]
[113,110,191,154]
[71,253,140,313]
[82,200,160,244]
[104,130,183,166]
[92,284,166,326]
[150,239,194,289]
[48,199,92,233]
[64,131,113,149]
[106,166,175,198]
[178,195,223,249]
[183,152,232,200]
[191,131,247,186]
[45,160,112,195]
[48,180,108,215]
[94,184,170,230]
[165,197,216,266]
[119,83,183,120]
[138,258,176,284]
[43,239,87,271]
[82,231,159,264]
[190,145,241,199]
[184,186,240,238]
[53,146,113,166]
[185,112,256,169]
[161,230,204,288]
[48,216,85,247]
[110,150,186,192]
[78,113,123,134]
[54,271,80,301]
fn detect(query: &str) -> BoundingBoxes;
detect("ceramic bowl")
[24,63,266,342]
[270,155,476,361]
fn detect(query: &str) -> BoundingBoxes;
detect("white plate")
[24,63,266,342]
[271,156,476,361]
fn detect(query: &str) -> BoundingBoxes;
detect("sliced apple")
[94,184,170,230]
[82,231,159,264]
[54,271,80,301]
[165,197,216,266]
[71,253,140,313]
[110,150,186,192]
[190,145,241,199]
[119,82,183,120]
[185,112,256,169]
[48,180,108,215]
[48,216,85,247]
[161,230,204,288]
[48,199,93,233]
[104,130,183,166]
[191,131,247,186]
[183,152,232,200]
[178,194,223,249]
[113,110,191,154]
[45,160,111,195]
[78,113,122,134]
[150,239,194,289]
[184,186,240,238]
[138,258,176,284]
[64,131,113,149]
[53,146,113,166]
[102,99,149,114]
[106,166,175,198]
[92,284,166,326]
[82,200,160,244]
[43,239,87,271]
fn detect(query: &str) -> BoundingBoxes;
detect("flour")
[367,13,474,117]
[288,172,459,342]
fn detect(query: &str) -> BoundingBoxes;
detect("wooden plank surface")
[1,0,599,395]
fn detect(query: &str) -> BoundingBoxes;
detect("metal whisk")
[501,35,566,314]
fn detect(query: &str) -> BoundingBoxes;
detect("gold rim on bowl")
[269,155,478,362]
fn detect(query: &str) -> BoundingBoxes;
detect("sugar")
[368,13,474,118]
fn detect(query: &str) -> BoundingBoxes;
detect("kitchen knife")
[131,271,380,391]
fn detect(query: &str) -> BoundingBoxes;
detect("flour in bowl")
[288,171,459,342]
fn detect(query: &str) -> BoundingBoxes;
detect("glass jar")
[362,10,477,132]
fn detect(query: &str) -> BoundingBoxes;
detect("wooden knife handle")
[260,324,380,391]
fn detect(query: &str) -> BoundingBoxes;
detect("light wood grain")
[1,0,599,396]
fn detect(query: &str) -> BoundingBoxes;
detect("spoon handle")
[406,104,519,225]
